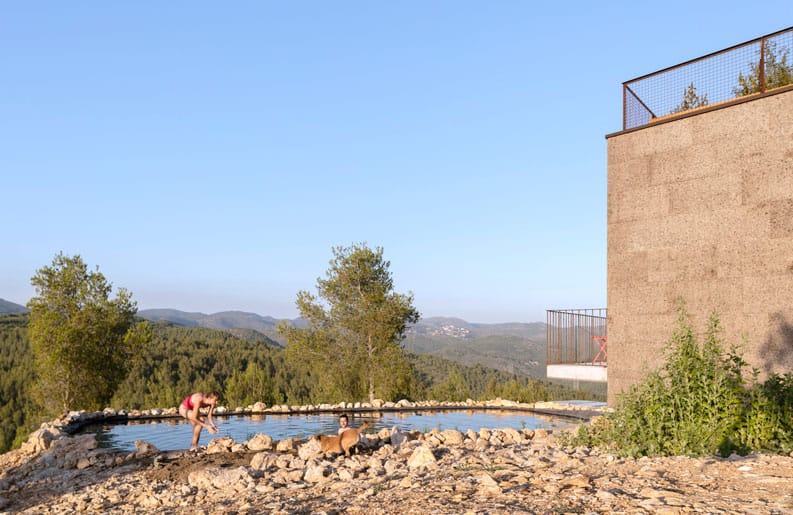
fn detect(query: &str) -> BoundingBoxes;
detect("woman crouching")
[178,392,219,450]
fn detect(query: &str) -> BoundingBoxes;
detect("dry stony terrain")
[1,406,792,514]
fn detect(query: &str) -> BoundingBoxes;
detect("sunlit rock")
[206,436,235,453]
[246,433,273,452]
[440,429,465,445]
[297,437,322,460]
[407,445,437,469]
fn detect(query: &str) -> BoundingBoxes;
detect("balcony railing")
[546,308,606,366]
[623,25,793,130]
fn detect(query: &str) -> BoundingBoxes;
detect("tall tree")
[279,244,420,403]
[734,40,793,97]
[27,253,150,416]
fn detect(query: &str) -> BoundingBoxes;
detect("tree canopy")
[734,40,793,97]
[27,253,151,416]
[278,244,420,403]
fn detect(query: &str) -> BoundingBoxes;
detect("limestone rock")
[560,474,592,489]
[206,436,235,454]
[250,451,276,471]
[440,429,465,445]
[304,464,330,483]
[276,437,301,452]
[298,437,322,460]
[27,427,62,452]
[247,433,273,452]
[407,446,437,469]
[477,472,502,495]
[188,466,252,491]
[134,440,158,457]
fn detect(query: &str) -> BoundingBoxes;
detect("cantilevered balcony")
[546,308,606,383]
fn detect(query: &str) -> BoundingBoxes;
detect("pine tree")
[279,244,420,403]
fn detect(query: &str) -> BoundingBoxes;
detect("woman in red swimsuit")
[178,392,219,450]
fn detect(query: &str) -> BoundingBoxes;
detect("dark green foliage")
[412,353,601,403]
[565,305,793,457]
[27,253,151,417]
[279,244,420,403]
[0,315,43,452]
[111,324,288,409]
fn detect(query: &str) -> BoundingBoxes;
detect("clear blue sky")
[2,3,788,323]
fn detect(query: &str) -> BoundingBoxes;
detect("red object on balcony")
[592,336,607,364]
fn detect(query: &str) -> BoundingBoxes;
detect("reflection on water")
[80,410,572,453]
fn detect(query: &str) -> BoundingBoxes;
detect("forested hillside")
[0,315,35,452]
[0,314,601,453]
[137,309,550,377]
[404,334,545,377]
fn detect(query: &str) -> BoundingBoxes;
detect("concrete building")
[605,28,793,404]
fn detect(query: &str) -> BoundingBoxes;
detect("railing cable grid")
[624,26,793,130]
[546,308,607,366]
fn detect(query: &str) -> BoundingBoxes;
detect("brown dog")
[313,421,369,457]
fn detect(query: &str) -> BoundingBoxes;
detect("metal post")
[759,38,766,93]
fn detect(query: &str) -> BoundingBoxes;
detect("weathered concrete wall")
[606,90,793,405]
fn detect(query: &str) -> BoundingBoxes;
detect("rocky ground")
[1,408,792,514]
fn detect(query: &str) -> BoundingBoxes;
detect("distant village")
[409,324,471,339]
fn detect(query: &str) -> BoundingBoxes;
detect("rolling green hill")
[403,333,546,378]
[137,309,292,346]
[135,309,549,378]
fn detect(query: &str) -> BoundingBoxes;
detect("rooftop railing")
[546,308,606,366]
[623,26,793,130]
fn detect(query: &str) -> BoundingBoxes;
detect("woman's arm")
[189,395,213,430]
[206,404,216,429]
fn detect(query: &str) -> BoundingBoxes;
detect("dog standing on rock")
[313,421,370,457]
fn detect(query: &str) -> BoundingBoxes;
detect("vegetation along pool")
[81,409,579,452]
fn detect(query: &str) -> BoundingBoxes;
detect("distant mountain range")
[0,299,27,314]
[1,299,548,378]
[135,310,549,378]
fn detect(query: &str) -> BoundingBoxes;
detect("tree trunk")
[367,333,374,404]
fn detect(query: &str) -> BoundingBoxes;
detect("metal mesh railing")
[546,308,607,366]
[624,26,793,130]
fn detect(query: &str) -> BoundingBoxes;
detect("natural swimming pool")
[80,409,580,452]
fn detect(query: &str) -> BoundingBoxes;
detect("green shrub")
[564,305,793,457]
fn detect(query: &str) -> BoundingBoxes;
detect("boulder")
[206,436,235,454]
[440,429,465,445]
[250,452,276,471]
[407,446,437,469]
[276,438,301,453]
[246,433,273,452]
[477,472,502,495]
[304,464,330,483]
[134,440,159,457]
[298,438,322,460]
[27,427,62,453]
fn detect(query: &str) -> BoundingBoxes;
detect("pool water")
[81,410,575,452]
